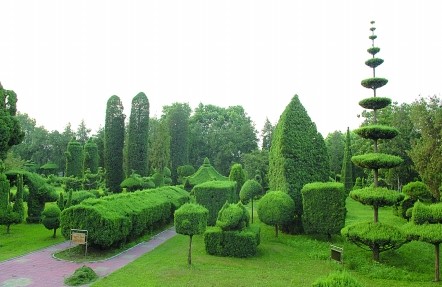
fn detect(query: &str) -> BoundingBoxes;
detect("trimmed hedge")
[60,186,189,248]
[354,125,398,140]
[204,224,260,258]
[359,97,391,110]
[412,201,442,225]
[192,180,236,226]
[350,187,404,207]
[301,182,346,237]
[174,203,208,236]
[351,153,403,170]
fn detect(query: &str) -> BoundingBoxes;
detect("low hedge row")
[60,186,189,248]
[204,224,260,258]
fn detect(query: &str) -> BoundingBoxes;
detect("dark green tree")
[408,96,442,201]
[104,95,125,193]
[325,130,345,180]
[65,139,84,179]
[229,163,246,202]
[83,139,99,174]
[341,128,354,193]
[0,82,24,162]
[268,95,329,232]
[127,92,150,176]
[163,103,191,184]
[76,119,91,145]
[12,173,25,221]
[343,21,405,262]
[261,118,274,151]
[239,179,262,223]
[241,149,269,190]
[92,126,105,169]
[149,118,170,177]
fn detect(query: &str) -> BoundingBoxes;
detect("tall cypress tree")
[341,127,354,193]
[269,95,329,232]
[104,95,125,193]
[127,92,149,176]
[163,103,191,184]
[84,139,99,174]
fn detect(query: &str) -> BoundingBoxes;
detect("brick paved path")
[0,227,176,287]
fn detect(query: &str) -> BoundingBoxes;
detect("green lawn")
[92,198,440,287]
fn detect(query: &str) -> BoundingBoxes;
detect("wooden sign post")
[70,229,88,256]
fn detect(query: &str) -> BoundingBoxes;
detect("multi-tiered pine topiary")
[342,21,406,262]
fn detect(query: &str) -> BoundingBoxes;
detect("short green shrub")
[64,265,98,286]
[41,204,61,238]
[312,271,364,287]
[69,190,97,206]
[412,201,442,225]
[257,191,295,237]
[204,225,260,257]
[301,182,346,237]
[174,203,208,236]
[402,181,431,200]
[216,202,249,231]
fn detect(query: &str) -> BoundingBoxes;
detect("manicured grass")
[92,198,439,287]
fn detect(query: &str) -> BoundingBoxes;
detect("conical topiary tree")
[342,21,406,262]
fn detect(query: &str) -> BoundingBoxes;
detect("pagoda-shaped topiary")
[342,21,406,262]
[184,157,228,190]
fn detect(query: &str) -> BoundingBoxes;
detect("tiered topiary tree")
[42,205,62,238]
[127,92,150,177]
[342,21,405,262]
[269,95,329,233]
[174,203,208,265]
[104,95,125,193]
[341,128,354,193]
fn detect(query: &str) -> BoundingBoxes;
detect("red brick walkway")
[0,227,176,287]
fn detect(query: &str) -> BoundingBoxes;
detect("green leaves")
[359,97,391,110]
[354,125,399,140]
[350,187,404,207]
[174,203,208,236]
[361,77,388,90]
[257,191,295,229]
[367,47,381,56]
[365,58,384,68]
[351,153,403,169]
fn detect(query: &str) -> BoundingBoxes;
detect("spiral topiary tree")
[342,21,406,262]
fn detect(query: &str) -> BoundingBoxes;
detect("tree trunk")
[6,224,10,234]
[435,243,440,282]
[53,228,57,238]
[373,244,380,262]
[188,235,193,266]
[374,206,379,223]
[275,224,278,238]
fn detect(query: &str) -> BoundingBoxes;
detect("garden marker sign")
[70,229,88,256]
[330,245,343,263]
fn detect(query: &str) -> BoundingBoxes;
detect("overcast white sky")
[2,0,441,137]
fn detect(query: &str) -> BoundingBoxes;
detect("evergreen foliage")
[0,82,24,161]
[341,128,353,193]
[229,163,246,202]
[104,95,125,193]
[127,92,150,176]
[174,203,208,265]
[351,153,403,170]
[163,103,191,184]
[83,139,99,174]
[257,191,296,237]
[61,186,189,248]
[41,204,61,238]
[65,139,84,179]
[268,95,329,232]
[176,164,195,184]
[12,173,24,221]
[350,187,403,208]
[216,202,249,231]
[325,131,345,180]
[0,204,20,233]
[301,182,346,238]
[239,179,263,223]
[359,97,391,110]
[184,158,228,190]
[57,192,65,211]
[0,173,9,211]
[354,125,399,140]
[120,174,143,192]
[192,180,236,226]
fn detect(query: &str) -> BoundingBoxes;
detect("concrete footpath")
[0,227,176,287]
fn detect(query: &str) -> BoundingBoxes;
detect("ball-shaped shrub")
[257,191,295,237]
[216,202,249,231]
[402,181,431,200]
[240,179,263,205]
[42,204,62,238]
[174,203,209,236]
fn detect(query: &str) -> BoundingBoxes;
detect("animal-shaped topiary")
[216,202,249,231]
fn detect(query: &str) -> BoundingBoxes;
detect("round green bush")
[402,181,431,200]
[239,179,263,205]
[216,202,249,231]
[257,191,295,236]
[174,203,208,236]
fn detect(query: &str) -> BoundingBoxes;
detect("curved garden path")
[0,227,176,287]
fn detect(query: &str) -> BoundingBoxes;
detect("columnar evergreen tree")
[65,139,84,178]
[229,163,246,202]
[269,95,329,232]
[342,21,405,262]
[325,131,345,180]
[163,103,191,184]
[149,118,170,176]
[12,173,25,221]
[83,139,99,174]
[0,173,9,211]
[261,118,274,151]
[0,82,24,162]
[127,92,150,176]
[104,95,125,193]
[341,128,354,193]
